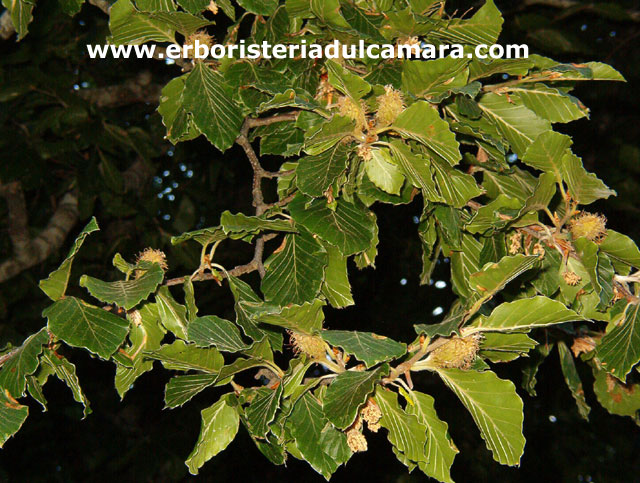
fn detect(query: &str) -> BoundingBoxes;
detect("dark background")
[0,0,639,481]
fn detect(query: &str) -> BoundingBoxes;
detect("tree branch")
[166,113,300,286]
[164,233,279,286]
[77,71,162,107]
[232,112,300,277]
[0,183,79,283]
[123,158,155,193]
[0,10,13,40]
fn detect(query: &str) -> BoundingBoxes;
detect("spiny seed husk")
[137,248,168,271]
[569,212,607,242]
[288,331,326,360]
[337,96,367,132]
[430,334,481,369]
[375,85,404,126]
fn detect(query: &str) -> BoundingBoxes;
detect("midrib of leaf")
[439,371,522,465]
[479,105,533,144]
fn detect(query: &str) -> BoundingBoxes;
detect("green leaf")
[289,195,376,256]
[262,228,327,306]
[599,230,640,269]
[557,341,590,420]
[215,357,269,382]
[304,115,355,156]
[478,93,551,158]
[365,147,405,196]
[323,365,388,429]
[374,388,428,467]
[321,244,354,308]
[136,0,176,12]
[227,276,282,349]
[392,101,461,166]
[2,0,34,40]
[237,0,278,15]
[0,390,28,448]
[155,286,189,339]
[436,368,525,466]
[246,384,283,437]
[39,217,99,301]
[309,0,350,29]
[184,278,198,321]
[402,57,469,100]
[592,367,640,422]
[521,131,572,181]
[322,331,406,368]
[450,233,483,299]
[521,343,553,396]
[326,60,371,100]
[147,11,213,35]
[429,0,503,46]
[182,63,244,152]
[465,195,524,235]
[255,122,304,157]
[109,0,175,45]
[562,152,616,204]
[26,376,47,412]
[482,166,537,201]
[79,263,164,310]
[405,390,458,483]
[471,296,587,333]
[478,236,508,272]
[553,61,625,81]
[165,374,218,409]
[469,254,539,297]
[171,226,226,247]
[574,238,614,308]
[511,84,588,123]
[389,140,442,202]
[220,211,296,236]
[187,316,251,353]
[340,2,384,40]
[114,305,166,399]
[480,332,537,354]
[469,58,534,82]
[249,299,325,335]
[434,205,462,251]
[520,172,556,215]
[145,340,224,373]
[296,143,351,197]
[186,397,240,475]
[415,304,464,338]
[432,158,484,208]
[40,349,91,418]
[288,392,350,479]
[0,328,48,398]
[597,303,640,382]
[43,297,129,360]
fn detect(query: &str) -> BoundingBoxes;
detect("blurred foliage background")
[0,0,638,480]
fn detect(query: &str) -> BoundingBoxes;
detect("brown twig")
[166,113,301,287]
[233,112,300,276]
[163,233,279,286]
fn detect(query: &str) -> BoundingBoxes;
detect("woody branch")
[164,111,299,286]
[0,181,79,283]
